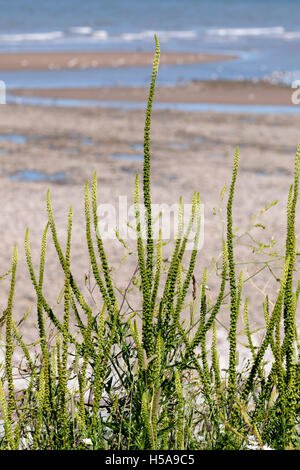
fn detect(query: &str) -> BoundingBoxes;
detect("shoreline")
[0,103,299,341]
[9,80,294,106]
[0,50,236,71]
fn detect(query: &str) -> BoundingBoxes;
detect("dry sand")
[0,102,299,368]
[10,80,294,106]
[0,50,236,71]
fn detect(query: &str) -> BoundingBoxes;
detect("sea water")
[0,0,299,90]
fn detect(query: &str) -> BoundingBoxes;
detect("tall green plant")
[0,37,299,451]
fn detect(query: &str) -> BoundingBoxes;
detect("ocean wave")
[92,30,109,40]
[120,30,197,41]
[207,26,285,37]
[281,31,300,40]
[207,26,300,40]
[0,26,299,46]
[0,28,197,44]
[264,69,300,85]
[68,26,93,35]
[0,31,64,42]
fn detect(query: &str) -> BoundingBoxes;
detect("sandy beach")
[0,0,299,448]
[1,46,298,363]
[9,79,295,106]
[0,50,236,71]
[0,101,299,349]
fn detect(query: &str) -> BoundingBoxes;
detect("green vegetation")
[0,36,299,450]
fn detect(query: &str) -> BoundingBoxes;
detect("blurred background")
[1,0,300,92]
[0,0,299,345]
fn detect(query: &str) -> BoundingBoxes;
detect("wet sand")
[0,50,236,71]
[10,80,295,106]
[0,102,299,354]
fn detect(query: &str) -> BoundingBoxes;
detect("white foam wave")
[281,31,300,40]
[206,26,300,41]
[120,29,197,41]
[208,26,285,38]
[265,69,300,85]
[69,26,93,35]
[0,31,64,42]
[1,25,298,46]
[92,30,109,40]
